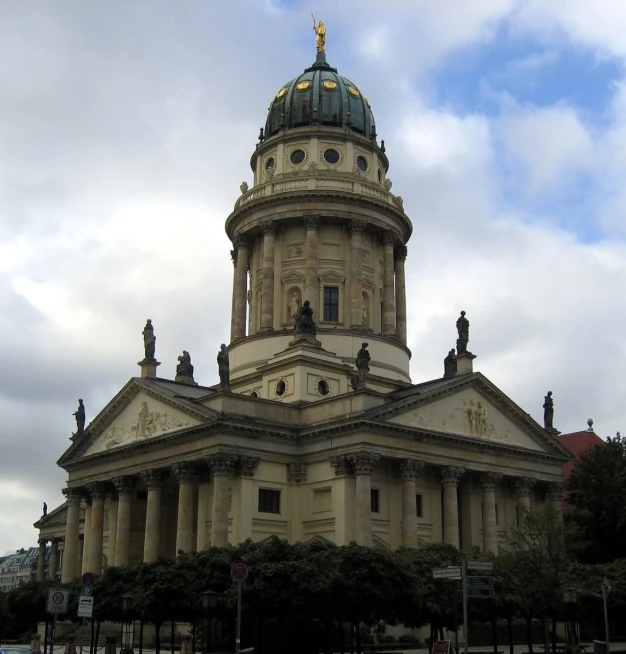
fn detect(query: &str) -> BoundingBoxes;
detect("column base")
[138,358,160,378]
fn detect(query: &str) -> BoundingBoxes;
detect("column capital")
[261,220,277,236]
[350,219,366,235]
[546,482,563,501]
[394,245,408,262]
[480,472,502,492]
[329,455,352,476]
[288,463,307,483]
[206,452,237,476]
[141,468,169,490]
[441,466,465,487]
[173,461,198,484]
[303,215,320,230]
[39,538,48,546]
[233,234,248,249]
[382,230,397,246]
[514,476,536,497]
[87,482,106,500]
[230,249,237,267]
[398,459,424,481]
[112,475,137,496]
[348,451,380,475]
[62,487,82,505]
[238,456,261,478]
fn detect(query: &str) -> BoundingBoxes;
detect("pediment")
[82,392,201,455]
[318,270,345,283]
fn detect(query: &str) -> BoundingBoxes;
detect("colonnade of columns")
[36,537,59,582]
[229,217,409,344]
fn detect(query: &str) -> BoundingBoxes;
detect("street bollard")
[65,635,77,654]
[181,635,192,654]
[31,634,42,653]
[105,635,117,654]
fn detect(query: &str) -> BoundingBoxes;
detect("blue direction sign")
[468,576,494,587]
[230,563,249,582]
[468,587,494,599]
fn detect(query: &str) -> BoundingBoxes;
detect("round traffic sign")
[82,572,96,586]
[53,591,64,605]
[230,563,248,582]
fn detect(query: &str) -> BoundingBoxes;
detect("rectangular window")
[323,286,339,322]
[370,489,380,513]
[416,493,423,518]
[258,489,281,514]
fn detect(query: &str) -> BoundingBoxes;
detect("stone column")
[174,462,198,554]
[260,222,276,330]
[350,221,366,328]
[36,539,47,581]
[141,468,168,563]
[547,483,563,522]
[304,216,320,314]
[49,539,59,581]
[105,491,118,567]
[113,476,136,567]
[196,471,211,551]
[441,467,464,548]
[230,249,237,342]
[480,473,502,555]
[238,457,260,542]
[382,231,396,336]
[81,498,92,575]
[514,477,535,526]
[207,453,237,547]
[232,236,249,339]
[88,483,106,574]
[394,245,407,345]
[76,537,84,576]
[399,459,424,547]
[329,456,356,545]
[348,451,380,547]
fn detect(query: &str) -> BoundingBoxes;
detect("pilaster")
[394,246,407,345]
[382,231,396,336]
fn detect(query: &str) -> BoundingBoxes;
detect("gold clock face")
[347,86,360,97]
[322,80,338,90]
[276,87,288,99]
[296,80,311,91]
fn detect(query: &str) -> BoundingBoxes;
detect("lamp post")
[563,588,578,652]
[202,591,218,654]
[121,594,134,654]
[602,578,611,654]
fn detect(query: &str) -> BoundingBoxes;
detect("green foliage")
[566,433,626,563]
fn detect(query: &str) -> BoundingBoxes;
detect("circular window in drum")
[318,379,330,396]
[290,149,306,165]
[356,156,368,172]
[275,380,286,396]
[323,149,340,164]
[265,157,275,170]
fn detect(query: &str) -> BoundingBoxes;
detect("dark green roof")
[265,52,376,139]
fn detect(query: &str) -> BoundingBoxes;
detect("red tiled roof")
[558,430,605,478]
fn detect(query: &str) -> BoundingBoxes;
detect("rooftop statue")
[294,300,316,336]
[443,348,457,379]
[312,14,326,52]
[217,344,230,389]
[543,391,554,430]
[142,319,156,360]
[355,342,371,388]
[176,351,194,378]
[73,399,86,436]
[456,310,470,355]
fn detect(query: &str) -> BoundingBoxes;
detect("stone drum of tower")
[225,48,413,403]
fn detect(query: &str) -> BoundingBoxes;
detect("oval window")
[290,149,306,165]
[276,88,288,99]
[323,149,340,164]
[276,380,286,396]
[318,380,330,396]
[322,80,338,90]
[347,86,360,98]
[296,80,311,91]
[356,156,368,172]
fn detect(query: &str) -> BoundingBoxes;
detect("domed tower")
[225,37,412,402]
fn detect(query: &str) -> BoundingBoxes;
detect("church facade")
[35,37,571,583]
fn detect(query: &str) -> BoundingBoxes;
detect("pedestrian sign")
[47,588,69,614]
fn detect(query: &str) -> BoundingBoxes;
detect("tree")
[566,432,626,562]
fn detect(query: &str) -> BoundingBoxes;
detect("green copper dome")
[265,53,376,139]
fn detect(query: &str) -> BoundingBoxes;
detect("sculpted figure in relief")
[289,291,301,318]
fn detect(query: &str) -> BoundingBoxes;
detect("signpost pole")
[462,559,469,654]
[79,618,85,654]
[50,614,57,654]
[236,581,242,654]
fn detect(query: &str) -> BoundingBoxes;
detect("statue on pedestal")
[312,14,326,52]
[289,292,301,319]
[42,502,47,517]
[142,319,156,360]
[290,300,321,347]
[443,348,457,378]
[456,311,470,355]
[217,344,230,388]
[176,351,194,378]
[543,391,554,430]
[354,342,371,388]
[73,399,86,436]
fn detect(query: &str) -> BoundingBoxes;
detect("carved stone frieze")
[141,468,169,490]
[173,462,198,484]
[514,476,536,497]
[112,475,137,496]
[441,466,465,487]
[398,459,424,481]
[238,456,261,478]
[288,463,307,483]
[329,455,352,476]
[348,451,380,475]
[206,452,237,476]
[479,472,502,492]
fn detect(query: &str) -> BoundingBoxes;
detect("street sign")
[46,588,69,614]
[231,562,249,582]
[433,567,462,579]
[82,587,93,597]
[467,561,493,571]
[77,596,94,618]
[468,587,495,599]
[468,576,494,587]
[433,641,451,654]
[82,572,96,586]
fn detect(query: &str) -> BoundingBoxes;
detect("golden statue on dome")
[312,14,326,52]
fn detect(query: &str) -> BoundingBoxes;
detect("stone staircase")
[468,621,545,647]
[55,622,122,649]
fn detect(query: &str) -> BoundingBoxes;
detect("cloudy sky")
[1,0,625,554]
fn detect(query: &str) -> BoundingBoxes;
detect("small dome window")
[318,380,330,396]
[275,380,286,396]
[265,157,275,170]
[290,149,306,165]
[323,149,340,165]
[356,156,368,172]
